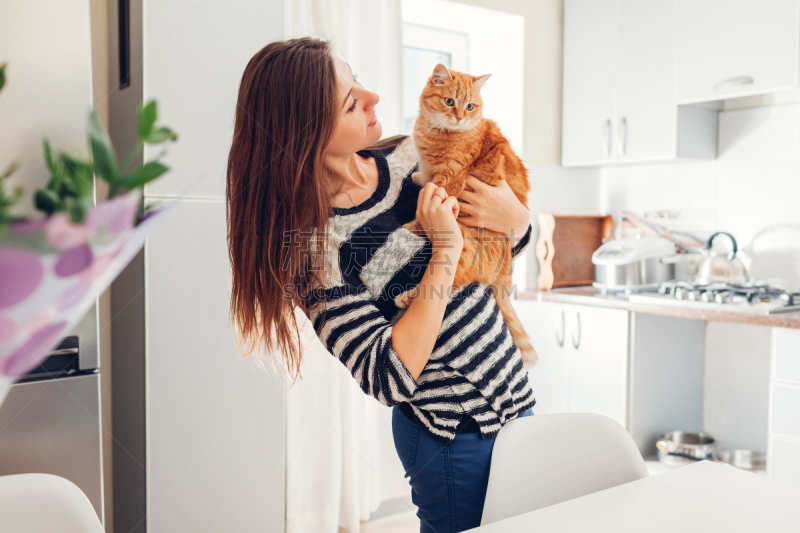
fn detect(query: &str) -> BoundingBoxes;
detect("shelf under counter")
[517,286,800,330]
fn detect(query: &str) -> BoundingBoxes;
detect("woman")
[227,38,535,532]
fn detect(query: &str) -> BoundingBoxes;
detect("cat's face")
[418,64,490,132]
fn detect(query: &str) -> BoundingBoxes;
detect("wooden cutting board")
[536,213,613,290]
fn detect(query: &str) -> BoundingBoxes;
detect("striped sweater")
[307,136,536,444]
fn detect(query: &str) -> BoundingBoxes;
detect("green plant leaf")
[138,101,158,141]
[88,110,119,184]
[69,195,92,224]
[122,161,169,190]
[34,188,60,213]
[57,178,77,198]
[43,137,62,177]
[0,62,6,93]
[146,126,178,144]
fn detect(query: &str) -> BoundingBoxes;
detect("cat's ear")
[431,64,452,85]
[473,73,492,89]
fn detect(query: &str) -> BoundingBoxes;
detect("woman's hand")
[416,182,463,256]
[457,176,530,242]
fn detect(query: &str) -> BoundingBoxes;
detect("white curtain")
[285,0,404,138]
[285,3,408,532]
[287,310,412,533]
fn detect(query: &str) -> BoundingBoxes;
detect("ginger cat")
[397,63,537,368]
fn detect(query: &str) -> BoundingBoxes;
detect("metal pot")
[695,232,749,285]
[714,449,766,473]
[656,430,716,462]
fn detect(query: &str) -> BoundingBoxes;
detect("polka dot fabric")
[0,192,175,401]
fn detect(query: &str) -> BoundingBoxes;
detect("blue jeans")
[391,407,534,533]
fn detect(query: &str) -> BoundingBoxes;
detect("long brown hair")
[227,37,405,379]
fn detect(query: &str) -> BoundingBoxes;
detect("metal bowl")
[714,449,766,473]
[657,430,716,463]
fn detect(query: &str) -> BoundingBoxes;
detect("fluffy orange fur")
[398,64,537,367]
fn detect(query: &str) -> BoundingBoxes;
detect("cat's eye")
[444,97,455,106]
[466,103,474,111]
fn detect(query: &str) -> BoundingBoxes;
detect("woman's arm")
[310,183,462,405]
[392,182,463,379]
[391,245,459,379]
[309,247,456,406]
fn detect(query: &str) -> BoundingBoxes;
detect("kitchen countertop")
[517,286,800,330]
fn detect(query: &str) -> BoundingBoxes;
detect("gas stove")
[627,281,800,315]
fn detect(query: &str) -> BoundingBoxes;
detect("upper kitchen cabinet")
[562,0,618,165]
[562,0,717,166]
[676,0,800,104]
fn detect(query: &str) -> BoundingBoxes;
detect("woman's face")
[326,53,382,158]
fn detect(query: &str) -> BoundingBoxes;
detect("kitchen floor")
[357,510,419,533]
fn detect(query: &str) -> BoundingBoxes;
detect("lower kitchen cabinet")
[513,301,629,429]
[770,436,800,486]
[514,300,707,457]
[769,328,800,486]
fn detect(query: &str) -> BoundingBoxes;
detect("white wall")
[601,101,800,292]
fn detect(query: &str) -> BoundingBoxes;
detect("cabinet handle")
[713,75,754,91]
[572,311,581,349]
[603,119,611,156]
[556,310,565,347]
[618,117,627,156]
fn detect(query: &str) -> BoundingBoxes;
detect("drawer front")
[771,436,800,487]
[774,328,800,385]
[772,383,800,440]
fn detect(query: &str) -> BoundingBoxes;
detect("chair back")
[481,413,649,526]
[0,473,104,532]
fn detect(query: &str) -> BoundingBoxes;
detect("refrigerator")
[108,1,287,531]
[0,0,104,525]
[0,307,104,522]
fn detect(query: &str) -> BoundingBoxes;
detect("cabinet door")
[566,306,629,428]
[770,436,800,486]
[562,0,618,166]
[514,301,569,415]
[677,0,800,104]
[615,0,678,161]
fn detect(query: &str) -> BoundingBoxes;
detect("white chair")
[0,473,104,532]
[481,413,649,526]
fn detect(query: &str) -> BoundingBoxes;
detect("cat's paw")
[394,289,416,309]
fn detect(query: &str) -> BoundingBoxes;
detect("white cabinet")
[562,0,717,166]
[567,306,629,427]
[677,0,800,104]
[562,0,617,165]
[614,0,679,162]
[769,328,800,486]
[514,300,629,428]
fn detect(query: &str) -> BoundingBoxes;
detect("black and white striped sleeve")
[511,222,532,259]
[308,285,418,406]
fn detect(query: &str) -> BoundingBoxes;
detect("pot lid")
[592,237,676,267]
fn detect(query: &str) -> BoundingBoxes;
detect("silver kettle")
[695,232,749,285]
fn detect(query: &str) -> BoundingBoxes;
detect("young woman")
[227,38,535,533]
